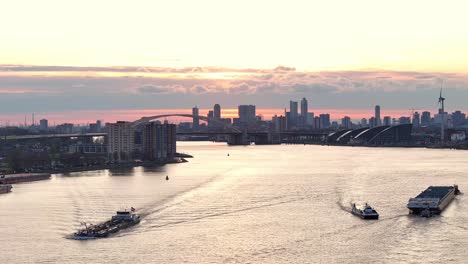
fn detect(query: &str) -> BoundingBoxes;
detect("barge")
[0,184,12,194]
[407,185,460,217]
[73,208,140,240]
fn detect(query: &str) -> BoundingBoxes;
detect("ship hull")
[73,218,140,240]
[407,185,459,217]
[0,184,12,194]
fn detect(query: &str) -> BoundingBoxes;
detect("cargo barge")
[73,209,140,240]
[0,184,12,194]
[407,185,460,217]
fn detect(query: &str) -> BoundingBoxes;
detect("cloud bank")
[1,65,468,122]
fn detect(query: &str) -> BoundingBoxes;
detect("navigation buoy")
[166,175,169,180]
[227,153,230,156]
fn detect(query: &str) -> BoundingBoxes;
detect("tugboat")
[351,203,379,220]
[73,208,140,240]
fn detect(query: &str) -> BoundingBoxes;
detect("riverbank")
[0,173,51,184]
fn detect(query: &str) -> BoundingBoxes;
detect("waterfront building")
[106,121,135,161]
[192,106,199,130]
[272,115,287,132]
[238,105,256,124]
[39,119,48,130]
[214,104,221,120]
[421,111,431,126]
[375,105,381,126]
[143,122,176,161]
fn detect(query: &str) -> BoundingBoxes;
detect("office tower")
[369,117,376,128]
[238,105,256,124]
[300,97,308,125]
[375,105,381,126]
[290,100,298,127]
[214,104,221,120]
[107,121,135,161]
[412,112,420,128]
[399,116,411,125]
[192,106,199,130]
[319,114,330,129]
[307,112,315,126]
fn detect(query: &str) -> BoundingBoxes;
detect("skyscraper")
[412,112,420,128]
[341,116,352,129]
[289,100,298,127]
[192,106,199,130]
[238,105,256,124]
[300,97,308,125]
[375,105,381,126]
[213,104,221,120]
[319,114,330,129]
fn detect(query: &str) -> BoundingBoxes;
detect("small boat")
[351,203,379,220]
[166,175,169,180]
[227,153,230,156]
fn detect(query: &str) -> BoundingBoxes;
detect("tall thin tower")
[438,88,446,141]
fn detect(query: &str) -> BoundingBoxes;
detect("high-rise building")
[143,122,177,161]
[107,121,135,161]
[214,104,221,120]
[369,117,376,128]
[300,97,308,125]
[399,116,411,125]
[375,105,381,126]
[96,120,102,131]
[421,111,431,126]
[192,106,199,130]
[319,114,330,129]
[341,116,352,129]
[361,118,368,127]
[451,110,466,127]
[238,105,256,124]
[383,116,392,126]
[307,112,315,126]
[39,119,48,130]
[412,112,420,128]
[290,100,298,127]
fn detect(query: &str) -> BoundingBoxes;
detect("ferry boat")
[351,203,379,220]
[0,184,12,194]
[73,208,140,240]
[407,185,460,217]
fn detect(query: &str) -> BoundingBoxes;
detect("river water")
[1,142,467,263]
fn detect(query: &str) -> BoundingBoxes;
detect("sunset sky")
[1,0,468,124]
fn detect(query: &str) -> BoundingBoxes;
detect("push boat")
[73,208,140,240]
[407,185,460,217]
[351,203,379,220]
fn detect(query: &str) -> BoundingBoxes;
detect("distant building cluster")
[106,120,177,162]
